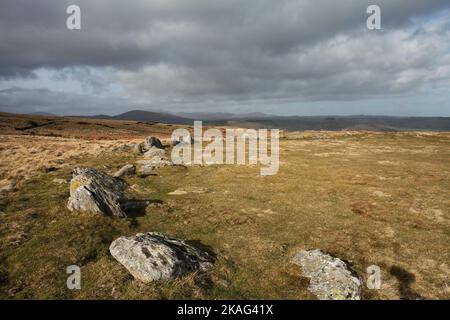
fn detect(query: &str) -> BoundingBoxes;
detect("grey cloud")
[0,0,450,113]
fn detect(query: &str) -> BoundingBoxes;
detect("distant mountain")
[176,111,270,120]
[211,115,450,131]
[112,110,192,124]
[62,110,450,131]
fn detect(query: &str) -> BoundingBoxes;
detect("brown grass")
[0,116,448,300]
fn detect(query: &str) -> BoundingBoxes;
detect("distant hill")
[21,109,450,131]
[113,110,192,124]
[211,115,450,132]
[81,110,192,124]
[176,112,270,121]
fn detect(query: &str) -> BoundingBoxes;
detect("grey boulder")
[291,249,362,300]
[110,232,214,282]
[136,157,172,172]
[145,136,164,150]
[143,147,166,159]
[67,167,127,218]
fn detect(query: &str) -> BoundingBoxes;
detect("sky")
[1,0,450,116]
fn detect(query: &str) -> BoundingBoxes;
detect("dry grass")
[0,119,449,300]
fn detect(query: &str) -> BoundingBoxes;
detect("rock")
[136,164,154,177]
[67,167,127,218]
[168,187,206,195]
[0,180,16,193]
[143,147,166,159]
[172,136,195,146]
[144,136,164,150]
[373,190,391,198]
[291,249,362,300]
[133,143,144,154]
[113,164,136,178]
[109,232,214,282]
[136,157,172,170]
[168,190,189,195]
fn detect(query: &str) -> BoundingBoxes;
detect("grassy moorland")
[0,115,449,299]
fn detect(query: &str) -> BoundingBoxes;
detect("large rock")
[67,167,127,218]
[144,137,164,150]
[110,232,214,282]
[113,164,135,178]
[291,249,362,300]
[143,147,166,159]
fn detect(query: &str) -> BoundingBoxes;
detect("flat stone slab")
[110,232,214,282]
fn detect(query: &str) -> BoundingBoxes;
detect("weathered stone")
[133,143,144,154]
[113,164,136,178]
[143,147,166,159]
[144,136,164,149]
[171,135,195,146]
[110,232,214,282]
[136,157,172,170]
[67,167,127,217]
[291,249,362,300]
[136,164,154,177]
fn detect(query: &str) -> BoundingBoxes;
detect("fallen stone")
[373,190,391,198]
[133,143,144,154]
[109,232,214,282]
[168,190,189,195]
[67,167,127,218]
[143,147,166,159]
[144,136,164,149]
[113,164,136,178]
[136,164,154,177]
[291,249,362,300]
[136,157,172,170]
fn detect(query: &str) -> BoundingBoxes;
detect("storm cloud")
[0,0,449,115]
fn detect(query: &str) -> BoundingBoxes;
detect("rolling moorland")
[0,112,449,299]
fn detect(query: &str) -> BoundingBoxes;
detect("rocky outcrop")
[109,232,214,282]
[67,167,127,218]
[291,249,362,300]
[113,164,136,178]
